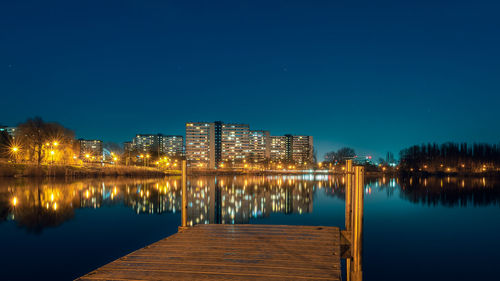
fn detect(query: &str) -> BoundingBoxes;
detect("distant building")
[249,130,270,162]
[186,121,313,169]
[186,121,253,168]
[79,139,103,158]
[131,134,184,157]
[133,134,160,154]
[185,122,215,168]
[162,135,184,156]
[270,136,287,161]
[270,135,313,165]
[221,123,250,166]
[290,135,314,165]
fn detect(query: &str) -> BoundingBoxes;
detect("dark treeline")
[399,142,500,173]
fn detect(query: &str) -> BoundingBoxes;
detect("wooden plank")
[103,263,340,278]
[77,224,340,281]
[120,255,340,268]
[79,269,340,281]
[124,250,339,262]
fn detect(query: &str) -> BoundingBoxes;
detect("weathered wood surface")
[77,224,340,281]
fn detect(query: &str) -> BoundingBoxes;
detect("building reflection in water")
[1,176,499,233]
[0,175,346,232]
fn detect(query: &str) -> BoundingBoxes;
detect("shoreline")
[1,163,498,178]
[0,163,180,178]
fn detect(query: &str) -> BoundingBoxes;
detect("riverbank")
[0,163,180,178]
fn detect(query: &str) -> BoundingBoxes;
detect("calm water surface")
[1,175,499,280]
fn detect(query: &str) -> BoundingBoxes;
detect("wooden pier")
[78,224,341,280]
[77,160,363,281]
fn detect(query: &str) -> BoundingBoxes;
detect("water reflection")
[396,177,500,207]
[1,175,499,233]
[0,175,338,232]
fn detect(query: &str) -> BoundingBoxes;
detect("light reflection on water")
[0,175,499,281]
[1,175,337,231]
[2,176,499,232]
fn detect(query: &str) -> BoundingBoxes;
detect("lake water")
[1,175,499,281]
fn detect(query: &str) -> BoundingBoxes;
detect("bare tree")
[17,117,75,165]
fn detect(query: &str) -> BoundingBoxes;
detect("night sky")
[1,0,499,159]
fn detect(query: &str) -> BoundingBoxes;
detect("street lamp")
[11,146,19,163]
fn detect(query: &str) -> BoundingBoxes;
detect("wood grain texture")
[77,224,341,281]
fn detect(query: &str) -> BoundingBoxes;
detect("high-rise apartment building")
[78,139,103,158]
[270,135,313,165]
[186,121,252,168]
[249,130,270,162]
[185,121,313,169]
[185,122,215,168]
[131,134,184,157]
[133,134,160,154]
[162,135,184,156]
[221,123,250,165]
[270,136,287,161]
[291,135,314,164]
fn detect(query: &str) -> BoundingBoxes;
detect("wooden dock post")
[342,161,364,281]
[180,159,188,229]
[351,165,364,281]
[345,159,353,232]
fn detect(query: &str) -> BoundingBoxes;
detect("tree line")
[399,142,500,172]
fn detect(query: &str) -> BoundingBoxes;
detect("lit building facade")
[270,136,287,161]
[185,122,215,168]
[291,135,314,165]
[186,121,313,169]
[249,130,270,162]
[133,134,159,154]
[221,123,250,166]
[270,135,313,165]
[186,121,252,168]
[131,134,184,157]
[162,135,184,156]
[78,139,103,158]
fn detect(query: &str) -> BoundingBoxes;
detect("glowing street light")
[10,146,19,163]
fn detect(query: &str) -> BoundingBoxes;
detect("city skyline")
[2,1,499,160]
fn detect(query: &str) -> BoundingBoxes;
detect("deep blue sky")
[1,0,499,159]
